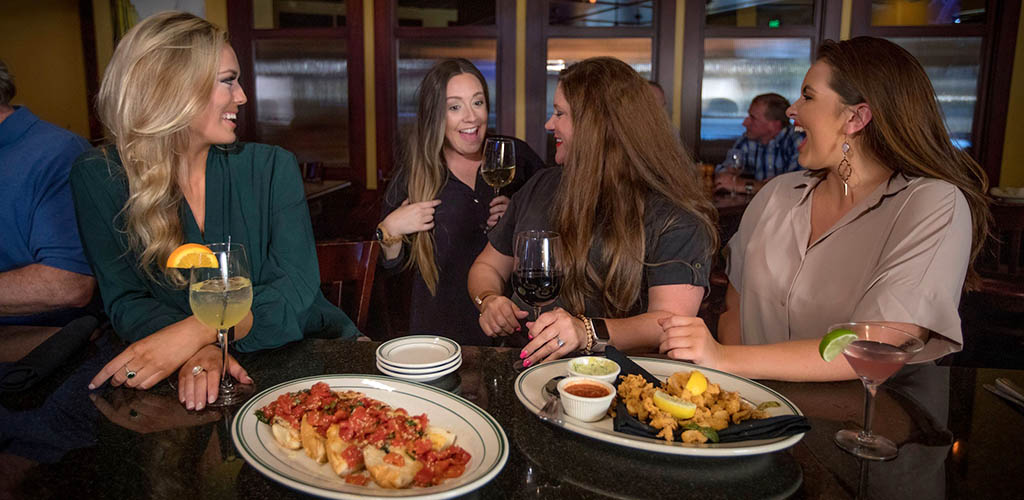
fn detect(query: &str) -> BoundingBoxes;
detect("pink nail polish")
[520,349,528,359]
[523,359,532,368]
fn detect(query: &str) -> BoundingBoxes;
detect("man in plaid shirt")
[714,93,804,195]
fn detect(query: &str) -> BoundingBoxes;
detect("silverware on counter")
[983,383,1024,410]
[538,376,565,425]
[995,378,1024,403]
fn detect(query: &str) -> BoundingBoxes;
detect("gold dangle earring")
[837,141,852,196]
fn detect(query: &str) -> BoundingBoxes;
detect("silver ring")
[191,365,204,376]
[556,337,565,348]
[124,366,137,379]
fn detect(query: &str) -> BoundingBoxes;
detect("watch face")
[375,228,384,241]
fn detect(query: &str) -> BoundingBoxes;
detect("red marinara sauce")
[565,383,610,398]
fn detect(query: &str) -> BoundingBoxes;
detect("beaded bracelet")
[576,314,596,355]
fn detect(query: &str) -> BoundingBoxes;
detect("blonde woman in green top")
[71,12,357,410]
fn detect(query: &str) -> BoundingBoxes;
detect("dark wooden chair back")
[972,202,1024,313]
[978,202,1024,278]
[316,240,380,331]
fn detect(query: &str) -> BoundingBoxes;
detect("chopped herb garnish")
[254,409,270,424]
[682,423,720,443]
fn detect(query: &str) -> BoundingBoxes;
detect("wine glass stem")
[493,186,500,197]
[218,329,234,393]
[533,306,541,322]
[860,383,879,440]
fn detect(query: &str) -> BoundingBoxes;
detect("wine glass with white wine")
[189,242,254,406]
[481,137,516,197]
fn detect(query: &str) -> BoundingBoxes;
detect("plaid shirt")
[715,126,804,181]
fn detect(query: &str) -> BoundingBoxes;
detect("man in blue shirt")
[0,60,95,327]
[714,93,803,196]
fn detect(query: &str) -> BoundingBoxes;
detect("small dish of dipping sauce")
[568,357,621,384]
[556,376,616,422]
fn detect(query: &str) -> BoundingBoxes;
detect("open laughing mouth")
[794,125,806,151]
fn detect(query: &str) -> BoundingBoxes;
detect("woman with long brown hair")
[378,58,544,345]
[71,12,357,409]
[468,57,718,365]
[659,37,990,381]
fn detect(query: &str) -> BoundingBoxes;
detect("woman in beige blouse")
[659,37,990,382]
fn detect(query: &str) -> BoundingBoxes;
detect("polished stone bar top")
[1,335,1023,499]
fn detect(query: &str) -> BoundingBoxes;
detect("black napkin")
[605,347,810,443]
[0,315,99,393]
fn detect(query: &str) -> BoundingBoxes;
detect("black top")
[381,137,546,345]
[489,168,712,318]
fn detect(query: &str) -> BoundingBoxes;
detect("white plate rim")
[232,374,508,499]
[376,358,463,381]
[514,357,805,457]
[376,336,461,369]
[378,355,462,374]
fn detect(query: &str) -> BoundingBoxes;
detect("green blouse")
[70,143,358,351]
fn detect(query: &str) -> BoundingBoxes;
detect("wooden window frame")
[227,0,366,185]
[850,0,1020,186]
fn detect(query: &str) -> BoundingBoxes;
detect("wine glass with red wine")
[512,230,563,321]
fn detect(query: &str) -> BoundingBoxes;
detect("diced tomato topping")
[342,445,364,467]
[383,452,406,467]
[413,438,433,456]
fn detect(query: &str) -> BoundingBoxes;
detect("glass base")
[209,380,256,407]
[834,429,898,461]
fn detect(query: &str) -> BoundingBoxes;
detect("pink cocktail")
[830,322,924,461]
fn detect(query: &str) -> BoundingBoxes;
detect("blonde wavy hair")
[398,59,490,294]
[96,11,226,286]
[553,57,718,317]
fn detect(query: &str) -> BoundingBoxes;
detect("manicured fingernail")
[88,393,97,401]
[209,394,216,404]
[516,327,521,332]
[523,359,532,368]
[520,349,528,359]
[528,333,534,339]
[88,383,95,390]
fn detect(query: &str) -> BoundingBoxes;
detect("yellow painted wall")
[1000,9,1024,188]
[0,1,90,138]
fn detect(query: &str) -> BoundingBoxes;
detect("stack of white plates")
[375,335,462,382]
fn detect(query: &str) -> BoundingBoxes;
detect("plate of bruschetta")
[232,375,508,499]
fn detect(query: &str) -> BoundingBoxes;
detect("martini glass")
[831,322,924,460]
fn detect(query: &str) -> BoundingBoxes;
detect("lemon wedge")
[684,371,708,396]
[652,390,696,419]
[166,243,218,269]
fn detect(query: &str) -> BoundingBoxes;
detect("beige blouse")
[727,171,971,362]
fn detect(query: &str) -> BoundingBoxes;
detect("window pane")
[706,0,815,27]
[253,0,346,29]
[396,39,498,146]
[396,0,495,27]
[549,0,653,27]
[871,0,985,26]
[889,37,981,149]
[700,38,810,144]
[254,39,349,166]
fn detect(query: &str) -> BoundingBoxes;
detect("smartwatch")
[591,318,609,352]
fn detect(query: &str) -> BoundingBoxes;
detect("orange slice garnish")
[166,243,218,268]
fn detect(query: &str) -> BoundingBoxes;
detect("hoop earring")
[837,141,852,196]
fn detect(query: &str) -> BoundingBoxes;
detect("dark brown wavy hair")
[816,37,990,290]
[552,57,718,317]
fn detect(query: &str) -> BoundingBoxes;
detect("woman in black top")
[379,59,544,345]
[468,57,718,365]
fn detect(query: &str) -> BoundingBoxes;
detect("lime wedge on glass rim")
[819,328,858,362]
